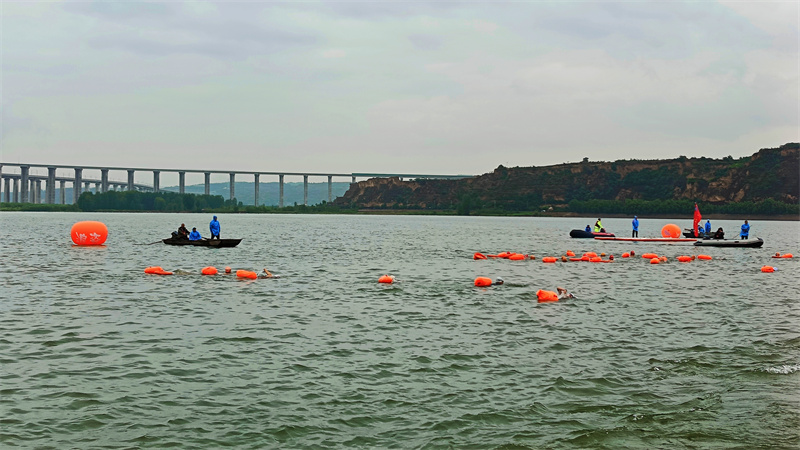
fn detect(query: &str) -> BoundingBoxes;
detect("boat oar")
[135,240,164,245]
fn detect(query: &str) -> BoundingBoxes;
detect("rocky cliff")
[335,143,799,210]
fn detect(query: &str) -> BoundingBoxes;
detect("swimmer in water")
[494,277,504,286]
[557,287,575,299]
[257,268,279,279]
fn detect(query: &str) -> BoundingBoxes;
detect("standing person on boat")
[740,220,750,240]
[188,227,202,241]
[704,220,711,236]
[209,215,221,239]
[593,219,603,232]
[631,216,639,238]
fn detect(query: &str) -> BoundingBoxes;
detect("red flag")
[693,203,702,237]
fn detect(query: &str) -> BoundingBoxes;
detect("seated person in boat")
[713,227,724,239]
[177,223,190,239]
[585,225,591,232]
[188,227,202,241]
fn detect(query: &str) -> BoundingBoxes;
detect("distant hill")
[161,181,352,206]
[334,143,799,212]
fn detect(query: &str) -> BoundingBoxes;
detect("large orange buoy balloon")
[71,221,108,246]
[661,224,681,238]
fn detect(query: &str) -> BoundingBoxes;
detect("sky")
[2,1,798,179]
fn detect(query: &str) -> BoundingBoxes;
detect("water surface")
[1,213,798,448]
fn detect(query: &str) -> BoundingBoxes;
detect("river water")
[1,212,798,448]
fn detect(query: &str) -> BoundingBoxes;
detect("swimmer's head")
[494,277,504,285]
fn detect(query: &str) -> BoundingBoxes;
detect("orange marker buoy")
[584,252,598,258]
[677,256,692,262]
[642,253,658,259]
[566,250,575,257]
[697,255,712,260]
[590,256,602,262]
[509,253,525,260]
[71,221,108,246]
[474,252,488,260]
[761,266,775,273]
[542,257,558,263]
[201,266,218,275]
[144,266,163,274]
[661,223,681,238]
[536,289,559,303]
[650,257,660,264]
[474,276,493,287]
[581,255,590,261]
[236,270,257,279]
[622,252,630,258]
[782,253,793,258]
[378,275,395,284]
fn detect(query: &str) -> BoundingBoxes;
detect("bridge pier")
[47,167,56,204]
[13,178,19,202]
[152,170,160,192]
[229,173,235,201]
[204,172,210,195]
[20,166,29,203]
[328,175,332,203]
[36,180,43,203]
[60,180,65,204]
[30,179,36,203]
[100,169,108,193]
[303,175,308,206]
[352,175,356,184]
[279,174,284,208]
[179,171,185,194]
[254,174,260,206]
[3,177,9,203]
[74,168,83,203]
[127,170,135,191]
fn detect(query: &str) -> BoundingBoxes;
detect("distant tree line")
[565,198,799,216]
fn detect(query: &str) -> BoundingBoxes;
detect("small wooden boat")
[595,237,697,242]
[693,237,764,248]
[163,237,242,248]
[570,229,616,238]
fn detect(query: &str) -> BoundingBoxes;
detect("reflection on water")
[1,212,798,448]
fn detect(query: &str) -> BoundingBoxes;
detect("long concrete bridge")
[0,163,473,206]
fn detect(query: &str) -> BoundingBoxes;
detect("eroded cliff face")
[334,144,799,209]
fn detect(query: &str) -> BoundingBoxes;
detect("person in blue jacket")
[209,215,221,239]
[188,227,202,241]
[740,220,750,239]
[632,215,639,238]
[585,225,591,232]
[704,220,711,236]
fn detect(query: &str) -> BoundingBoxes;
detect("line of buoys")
[201,266,218,275]
[236,270,258,279]
[761,266,776,273]
[378,275,395,284]
[536,289,559,303]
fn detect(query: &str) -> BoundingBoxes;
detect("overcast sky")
[2,1,798,177]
